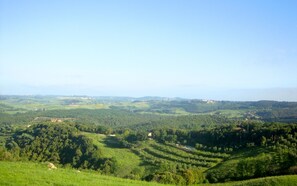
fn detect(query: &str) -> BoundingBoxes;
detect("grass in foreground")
[1,161,297,186]
[0,161,166,186]
[206,175,297,186]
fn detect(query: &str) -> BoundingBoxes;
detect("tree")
[184,168,205,185]
[261,136,267,146]
[100,157,118,175]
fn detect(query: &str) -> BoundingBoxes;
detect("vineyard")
[132,140,230,170]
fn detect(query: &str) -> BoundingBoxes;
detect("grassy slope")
[1,161,296,186]
[82,133,142,177]
[204,146,286,183]
[208,175,297,186]
[0,161,166,186]
[134,140,225,171]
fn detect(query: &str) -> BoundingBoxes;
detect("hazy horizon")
[2,87,297,102]
[1,1,297,101]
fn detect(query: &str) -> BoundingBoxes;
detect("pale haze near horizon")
[1,0,297,101]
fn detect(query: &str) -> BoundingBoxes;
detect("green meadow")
[82,133,143,177]
[0,161,166,186]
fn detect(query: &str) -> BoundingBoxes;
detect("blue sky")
[1,0,297,101]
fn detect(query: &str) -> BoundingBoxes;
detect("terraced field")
[133,140,230,170]
[82,132,230,174]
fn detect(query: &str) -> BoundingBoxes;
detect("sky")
[1,0,297,101]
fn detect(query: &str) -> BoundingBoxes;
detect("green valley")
[0,96,297,185]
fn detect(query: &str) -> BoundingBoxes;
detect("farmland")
[0,96,297,185]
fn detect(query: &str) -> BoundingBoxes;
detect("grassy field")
[211,109,247,118]
[208,175,297,186]
[1,161,296,186]
[82,133,143,177]
[0,161,166,186]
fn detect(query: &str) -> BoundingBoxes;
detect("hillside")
[0,96,297,185]
[0,161,165,186]
[82,133,143,178]
[2,96,297,122]
[1,119,297,184]
[1,161,296,186]
[211,175,297,186]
